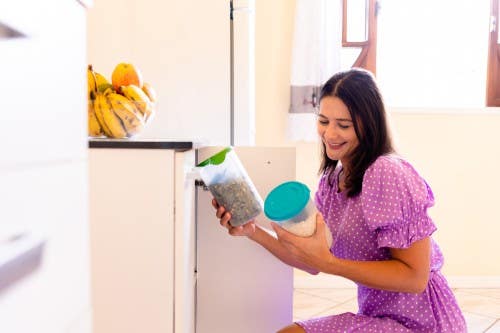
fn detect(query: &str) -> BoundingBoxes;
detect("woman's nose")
[324,124,339,139]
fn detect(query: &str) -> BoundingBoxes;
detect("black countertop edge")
[88,139,195,151]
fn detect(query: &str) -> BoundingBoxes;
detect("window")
[341,0,378,75]
[342,0,493,108]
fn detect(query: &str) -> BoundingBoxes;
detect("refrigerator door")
[196,146,295,333]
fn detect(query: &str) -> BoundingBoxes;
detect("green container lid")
[264,181,310,221]
[197,147,232,167]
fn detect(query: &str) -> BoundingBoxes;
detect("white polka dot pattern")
[297,156,466,332]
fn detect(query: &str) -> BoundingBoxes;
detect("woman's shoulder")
[365,154,417,177]
[363,154,432,200]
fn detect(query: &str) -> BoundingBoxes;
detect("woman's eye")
[338,124,350,129]
[318,120,329,125]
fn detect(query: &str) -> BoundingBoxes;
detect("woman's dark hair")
[318,68,394,197]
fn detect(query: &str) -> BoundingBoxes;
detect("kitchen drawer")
[0,161,90,332]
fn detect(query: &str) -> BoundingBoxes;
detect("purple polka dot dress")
[297,155,466,332]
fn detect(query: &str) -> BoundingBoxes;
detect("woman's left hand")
[271,213,335,273]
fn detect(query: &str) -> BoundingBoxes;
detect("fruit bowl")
[87,63,157,139]
[88,90,156,139]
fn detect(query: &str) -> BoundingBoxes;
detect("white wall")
[254,0,500,279]
[87,0,233,145]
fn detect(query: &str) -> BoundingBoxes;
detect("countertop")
[88,138,200,151]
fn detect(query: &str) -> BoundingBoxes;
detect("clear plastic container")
[264,181,333,248]
[196,147,263,227]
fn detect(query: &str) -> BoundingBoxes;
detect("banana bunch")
[87,64,157,138]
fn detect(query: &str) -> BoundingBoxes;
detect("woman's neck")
[338,167,347,192]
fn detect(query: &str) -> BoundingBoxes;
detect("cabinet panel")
[0,162,90,332]
[89,149,175,333]
[0,0,87,169]
[66,308,92,333]
[174,151,196,333]
[196,147,294,333]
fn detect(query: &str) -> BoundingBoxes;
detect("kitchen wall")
[255,0,500,281]
[87,0,231,144]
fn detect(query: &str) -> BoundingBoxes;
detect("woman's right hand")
[212,198,256,237]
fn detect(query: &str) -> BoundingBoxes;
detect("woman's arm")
[248,225,319,275]
[325,238,431,293]
[213,199,319,275]
[273,213,431,294]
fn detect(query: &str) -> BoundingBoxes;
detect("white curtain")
[287,0,342,142]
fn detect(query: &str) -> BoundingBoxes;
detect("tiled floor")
[294,288,500,332]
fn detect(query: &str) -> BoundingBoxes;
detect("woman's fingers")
[212,198,220,209]
[220,211,232,228]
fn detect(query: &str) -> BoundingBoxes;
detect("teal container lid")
[264,181,310,221]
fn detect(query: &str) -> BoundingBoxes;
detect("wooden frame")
[486,0,500,106]
[342,0,378,75]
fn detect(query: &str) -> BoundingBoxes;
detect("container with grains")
[196,147,263,227]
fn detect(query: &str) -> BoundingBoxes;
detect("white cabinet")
[89,144,196,333]
[0,0,87,166]
[196,146,294,333]
[0,1,90,332]
[89,143,294,333]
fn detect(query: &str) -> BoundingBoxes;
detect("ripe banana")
[120,84,154,121]
[93,93,128,138]
[88,99,103,137]
[87,65,97,100]
[95,72,114,93]
[107,92,145,137]
[141,82,157,103]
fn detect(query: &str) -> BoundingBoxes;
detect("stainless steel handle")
[0,21,25,40]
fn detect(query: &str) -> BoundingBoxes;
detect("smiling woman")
[213,68,467,332]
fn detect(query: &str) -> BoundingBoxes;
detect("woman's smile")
[326,141,347,151]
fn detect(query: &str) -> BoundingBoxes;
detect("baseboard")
[294,273,500,289]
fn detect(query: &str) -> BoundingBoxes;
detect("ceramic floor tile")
[454,290,500,319]
[485,319,500,332]
[459,289,500,300]
[297,288,357,303]
[293,290,342,320]
[462,311,497,333]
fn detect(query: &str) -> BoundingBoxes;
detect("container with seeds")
[196,147,263,227]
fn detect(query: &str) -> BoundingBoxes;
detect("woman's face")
[317,96,359,169]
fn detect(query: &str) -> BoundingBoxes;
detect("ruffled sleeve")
[361,156,437,249]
